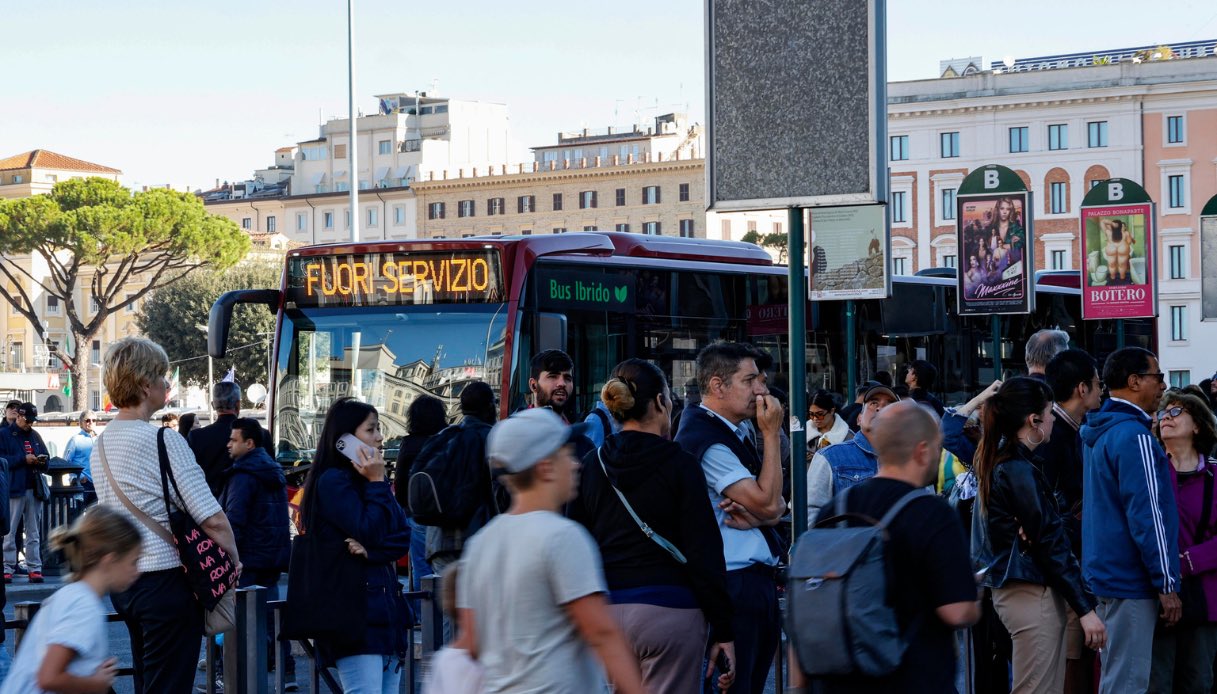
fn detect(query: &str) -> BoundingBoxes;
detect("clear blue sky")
[3,0,1215,190]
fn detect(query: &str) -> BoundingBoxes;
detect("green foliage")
[0,177,252,409]
[741,230,762,245]
[137,263,280,389]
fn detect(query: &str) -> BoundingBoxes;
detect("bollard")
[225,586,268,694]
[12,602,40,650]
[420,574,444,656]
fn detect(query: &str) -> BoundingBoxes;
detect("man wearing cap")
[0,401,19,434]
[806,383,900,526]
[457,408,644,694]
[674,341,786,694]
[0,403,49,583]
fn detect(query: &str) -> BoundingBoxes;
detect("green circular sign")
[958,164,1028,196]
[1081,178,1152,207]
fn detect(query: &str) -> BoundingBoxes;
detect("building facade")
[886,50,1217,386]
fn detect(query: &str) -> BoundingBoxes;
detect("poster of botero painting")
[1081,204,1155,320]
[956,192,1031,315]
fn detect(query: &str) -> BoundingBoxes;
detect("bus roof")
[285,231,774,266]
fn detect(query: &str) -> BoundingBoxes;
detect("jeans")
[111,567,204,693]
[408,519,431,616]
[1095,597,1157,694]
[1148,621,1217,694]
[0,643,11,683]
[4,491,44,573]
[335,654,402,694]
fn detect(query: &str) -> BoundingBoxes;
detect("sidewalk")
[4,573,65,605]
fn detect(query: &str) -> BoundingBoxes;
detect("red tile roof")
[0,149,122,174]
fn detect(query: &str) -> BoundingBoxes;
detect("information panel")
[285,250,503,307]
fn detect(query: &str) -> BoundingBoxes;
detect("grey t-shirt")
[457,511,608,693]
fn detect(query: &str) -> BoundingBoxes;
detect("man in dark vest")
[675,341,785,694]
[188,382,272,496]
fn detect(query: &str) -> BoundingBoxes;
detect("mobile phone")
[715,650,732,675]
[336,434,375,464]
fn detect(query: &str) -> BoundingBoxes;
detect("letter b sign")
[984,170,1001,190]
[1108,182,1124,201]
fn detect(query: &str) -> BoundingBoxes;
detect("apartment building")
[886,42,1217,385]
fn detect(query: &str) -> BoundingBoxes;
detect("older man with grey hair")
[188,382,272,495]
[1025,328,1070,379]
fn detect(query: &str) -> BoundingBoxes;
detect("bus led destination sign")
[286,251,503,306]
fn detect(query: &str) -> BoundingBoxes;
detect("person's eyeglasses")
[808,410,829,420]
[83,419,95,423]
[1136,372,1166,382]
[1157,406,1185,421]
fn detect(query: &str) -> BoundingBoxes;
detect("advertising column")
[1201,194,1217,322]
[955,164,1034,315]
[1079,179,1157,320]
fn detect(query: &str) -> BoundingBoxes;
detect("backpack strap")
[833,485,851,527]
[591,407,613,440]
[878,487,934,529]
[596,447,688,564]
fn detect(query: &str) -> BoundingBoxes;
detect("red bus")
[208,232,1152,466]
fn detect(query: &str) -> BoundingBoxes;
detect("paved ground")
[3,575,781,693]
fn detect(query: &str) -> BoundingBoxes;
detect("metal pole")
[1116,319,1126,349]
[846,300,857,397]
[991,314,1003,379]
[207,354,214,416]
[348,0,359,244]
[788,207,808,541]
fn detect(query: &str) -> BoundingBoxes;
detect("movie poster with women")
[956,191,1033,315]
[1080,204,1155,319]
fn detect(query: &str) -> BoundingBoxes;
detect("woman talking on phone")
[972,378,1106,693]
[296,397,411,692]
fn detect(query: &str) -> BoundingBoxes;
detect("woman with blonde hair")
[568,358,735,694]
[1150,389,1217,693]
[92,336,240,693]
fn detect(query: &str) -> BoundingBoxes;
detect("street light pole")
[348,0,359,244]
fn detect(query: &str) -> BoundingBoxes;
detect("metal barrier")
[6,578,443,693]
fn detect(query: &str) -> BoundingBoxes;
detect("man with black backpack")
[407,382,502,577]
[789,400,978,693]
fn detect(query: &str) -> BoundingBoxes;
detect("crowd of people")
[3,328,1217,693]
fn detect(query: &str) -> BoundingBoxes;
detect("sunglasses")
[1136,372,1166,382]
[83,419,95,423]
[808,410,829,419]
[1157,406,1185,421]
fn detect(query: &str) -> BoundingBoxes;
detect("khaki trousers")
[609,602,707,694]
[993,582,1068,694]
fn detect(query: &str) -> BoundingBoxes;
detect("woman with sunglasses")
[63,410,99,505]
[806,390,852,455]
[1150,390,1217,693]
[972,377,1106,692]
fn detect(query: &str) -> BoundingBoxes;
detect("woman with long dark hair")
[298,397,411,692]
[568,359,735,694]
[394,395,447,589]
[972,377,1106,692]
[806,389,852,453]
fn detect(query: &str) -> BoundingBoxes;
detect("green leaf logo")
[614,286,627,303]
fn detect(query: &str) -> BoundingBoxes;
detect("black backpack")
[406,420,491,529]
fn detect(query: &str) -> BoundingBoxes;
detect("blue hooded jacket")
[1080,398,1181,598]
[218,447,291,572]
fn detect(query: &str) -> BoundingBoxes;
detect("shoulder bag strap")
[156,428,184,519]
[879,487,934,529]
[596,447,688,564]
[1195,467,1214,545]
[98,436,176,547]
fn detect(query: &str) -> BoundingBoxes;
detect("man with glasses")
[63,411,98,505]
[1080,347,1177,694]
[805,383,899,526]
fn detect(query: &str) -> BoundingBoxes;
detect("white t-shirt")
[424,647,485,694]
[1,582,108,694]
[458,511,609,694]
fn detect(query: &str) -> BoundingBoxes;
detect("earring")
[1026,426,1045,447]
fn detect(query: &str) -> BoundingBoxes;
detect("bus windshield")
[272,303,508,465]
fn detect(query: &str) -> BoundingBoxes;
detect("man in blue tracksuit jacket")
[1080,347,1178,694]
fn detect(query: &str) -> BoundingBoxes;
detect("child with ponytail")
[2,505,142,694]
